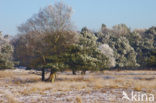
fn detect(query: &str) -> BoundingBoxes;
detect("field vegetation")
[0,69,156,103]
[0,1,156,103]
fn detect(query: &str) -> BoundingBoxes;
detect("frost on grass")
[0,69,156,103]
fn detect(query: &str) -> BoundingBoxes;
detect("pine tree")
[64,27,109,75]
[0,32,14,69]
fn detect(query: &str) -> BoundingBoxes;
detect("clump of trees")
[1,2,156,83]
[96,24,156,69]
[13,2,78,82]
[75,27,108,74]
[12,2,109,82]
[126,26,156,67]
[96,25,139,68]
[0,32,14,69]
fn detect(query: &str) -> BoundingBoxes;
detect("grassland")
[0,69,156,103]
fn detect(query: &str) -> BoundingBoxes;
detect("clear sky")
[0,0,156,35]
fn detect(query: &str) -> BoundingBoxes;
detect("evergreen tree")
[0,32,14,69]
[96,24,139,68]
[65,27,108,75]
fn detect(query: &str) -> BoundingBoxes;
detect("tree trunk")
[72,69,76,75]
[42,56,46,81]
[42,68,45,81]
[48,69,56,83]
[81,70,86,75]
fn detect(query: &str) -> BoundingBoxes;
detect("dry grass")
[75,95,82,103]
[1,70,156,92]
[0,70,14,78]
[5,94,20,103]
[0,69,156,102]
[0,90,20,103]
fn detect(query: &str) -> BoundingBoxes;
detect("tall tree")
[13,2,77,81]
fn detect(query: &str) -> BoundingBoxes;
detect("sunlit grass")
[0,69,156,102]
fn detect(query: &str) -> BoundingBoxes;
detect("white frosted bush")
[99,44,116,67]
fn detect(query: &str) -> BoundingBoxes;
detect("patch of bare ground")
[0,69,156,103]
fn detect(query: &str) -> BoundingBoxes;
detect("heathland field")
[0,69,156,103]
[1,1,156,103]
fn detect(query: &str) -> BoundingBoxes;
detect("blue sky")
[0,0,156,35]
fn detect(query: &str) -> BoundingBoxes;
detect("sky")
[0,0,156,35]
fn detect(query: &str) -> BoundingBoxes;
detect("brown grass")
[75,96,82,103]
[0,70,14,78]
[0,69,156,102]
[0,90,20,103]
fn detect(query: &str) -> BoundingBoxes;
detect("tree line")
[0,2,156,82]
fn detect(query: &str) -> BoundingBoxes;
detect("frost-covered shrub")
[99,44,116,68]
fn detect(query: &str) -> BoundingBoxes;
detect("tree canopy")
[0,32,14,69]
[2,2,155,83]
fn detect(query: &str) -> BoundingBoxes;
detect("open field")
[0,69,156,103]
